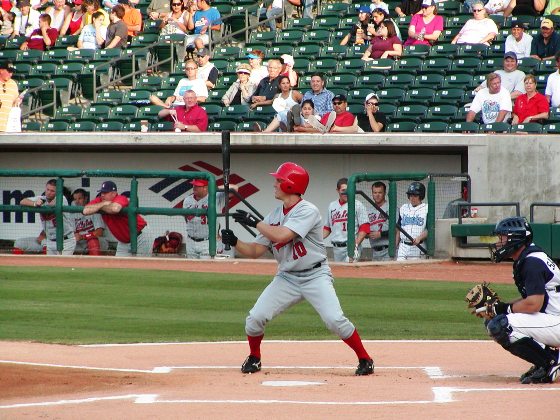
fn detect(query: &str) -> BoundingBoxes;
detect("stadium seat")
[96,90,125,105]
[386,121,417,132]
[377,88,406,105]
[447,122,480,133]
[320,45,347,59]
[43,48,71,64]
[336,58,364,74]
[136,105,164,122]
[433,88,465,106]
[206,88,227,104]
[152,121,174,131]
[142,18,163,33]
[16,49,43,63]
[362,58,393,72]
[201,104,223,121]
[424,105,458,123]
[293,57,311,73]
[308,58,338,75]
[445,15,470,28]
[123,89,152,105]
[542,123,560,134]
[69,121,97,132]
[327,73,358,89]
[131,33,159,46]
[403,44,430,57]
[43,121,70,132]
[236,121,265,131]
[213,46,241,60]
[248,31,276,47]
[209,120,237,131]
[401,88,435,106]
[67,48,95,62]
[383,73,415,88]
[123,121,144,131]
[95,121,123,132]
[56,35,79,48]
[107,104,138,121]
[54,104,83,121]
[378,103,397,119]
[441,73,473,89]
[30,62,58,80]
[412,74,444,88]
[276,29,304,46]
[347,44,368,57]
[347,88,375,104]
[457,44,488,57]
[449,57,482,75]
[355,73,386,89]
[393,105,428,123]
[312,15,341,30]
[0,49,18,61]
[21,121,42,132]
[247,106,276,123]
[38,77,73,113]
[12,63,33,80]
[268,45,295,57]
[294,44,321,59]
[285,17,314,30]
[517,57,541,73]
[392,57,423,74]
[415,121,448,132]
[301,30,331,46]
[477,58,501,74]
[509,123,542,134]
[221,104,250,120]
[421,57,452,74]
[319,3,350,16]
[428,43,459,58]
[480,122,510,133]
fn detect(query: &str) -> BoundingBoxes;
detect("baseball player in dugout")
[483,217,560,384]
[323,177,370,262]
[18,179,76,255]
[220,162,374,376]
[71,188,109,256]
[396,181,428,261]
[182,178,237,259]
[368,181,390,261]
[83,181,152,257]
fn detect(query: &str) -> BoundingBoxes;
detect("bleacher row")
[8,0,560,132]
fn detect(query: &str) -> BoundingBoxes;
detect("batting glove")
[221,229,238,247]
[232,209,260,228]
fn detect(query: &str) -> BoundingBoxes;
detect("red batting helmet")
[270,162,309,195]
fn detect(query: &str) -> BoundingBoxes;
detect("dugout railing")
[0,170,218,256]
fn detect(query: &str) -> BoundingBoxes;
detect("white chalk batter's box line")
[3,388,560,409]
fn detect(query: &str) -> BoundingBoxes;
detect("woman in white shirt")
[451,2,498,45]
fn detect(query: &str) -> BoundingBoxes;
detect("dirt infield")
[2,256,553,419]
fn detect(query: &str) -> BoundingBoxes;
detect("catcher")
[466,217,560,384]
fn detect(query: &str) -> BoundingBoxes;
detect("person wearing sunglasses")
[451,1,498,46]
[318,94,359,133]
[404,0,443,47]
[150,58,208,107]
[160,0,187,35]
[357,92,386,132]
[530,18,560,61]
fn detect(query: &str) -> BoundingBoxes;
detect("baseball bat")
[222,131,231,250]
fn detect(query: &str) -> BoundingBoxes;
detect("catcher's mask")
[270,162,309,195]
[490,217,533,263]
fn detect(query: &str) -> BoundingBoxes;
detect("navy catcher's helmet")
[490,217,533,263]
[406,181,426,200]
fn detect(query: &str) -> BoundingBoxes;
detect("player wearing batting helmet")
[486,217,560,384]
[221,162,374,376]
[395,181,428,260]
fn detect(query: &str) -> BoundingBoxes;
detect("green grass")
[0,266,519,344]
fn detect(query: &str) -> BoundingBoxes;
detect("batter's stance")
[221,162,374,375]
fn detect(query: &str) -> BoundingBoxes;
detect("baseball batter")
[396,181,428,261]
[323,178,370,262]
[19,179,76,255]
[71,189,108,256]
[368,181,390,261]
[182,179,236,259]
[221,162,374,376]
[83,180,152,257]
[485,217,560,384]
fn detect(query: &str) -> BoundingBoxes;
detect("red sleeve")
[194,108,208,131]
[358,223,370,234]
[113,195,129,207]
[513,96,521,116]
[323,226,331,233]
[87,197,102,205]
[48,28,58,46]
[340,112,356,127]
[538,94,550,113]
[320,113,329,126]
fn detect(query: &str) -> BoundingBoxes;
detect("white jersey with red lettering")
[324,199,369,243]
[182,191,225,239]
[254,199,327,272]
[368,200,389,248]
[74,213,105,236]
[29,195,75,240]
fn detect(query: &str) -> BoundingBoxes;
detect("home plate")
[262,381,325,387]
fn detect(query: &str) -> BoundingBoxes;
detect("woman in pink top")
[60,0,84,35]
[361,19,402,60]
[404,0,443,46]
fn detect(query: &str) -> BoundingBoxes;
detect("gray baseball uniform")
[28,195,76,255]
[397,202,428,260]
[324,199,369,262]
[368,200,389,261]
[245,199,356,340]
[73,212,109,254]
[182,191,225,259]
[13,233,46,253]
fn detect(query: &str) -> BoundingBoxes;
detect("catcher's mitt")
[465,282,500,319]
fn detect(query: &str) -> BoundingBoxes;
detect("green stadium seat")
[449,57,482,75]
[54,104,83,121]
[336,58,364,73]
[392,57,423,74]
[386,121,417,132]
[378,103,397,119]
[394,15,412,30]
[16,49,43,63]
[458,43,488,57]
[108,104,138,121]
[123,89,152,104]
[0,49,18,61]
[542,123,560,133]
[509,123,542,134]
[448,122,480,133]
[355,73,386,89]
[480,122,510,133]
[327,73,358,89]
[347,88,375,104]
[301,30,331,46]
[136,105,164,122]
[393,105,428,123]
[276,29,304,46]
[412,74,444,88]
[142,18,163,33]
[38,77,73,113]
[401,88,435,106]
[517,57,541,73]
[294,58,311,73]
[201,104,223,121]
[21,121,42,132]
[425,105,458,122]
[267,45,295,57]
[308,58,338,74]
[415,121,448,132]
[347,44,368,57]
[433,88,465,106]
[69,121,97,132]
[439,29,460,43]
[236,121,265,131]
[134,76,163,91]
[286,17,314,30]
[5,35,27,49]
[428,43,459,58]
[294,44,321,59]
[43,48,71,64]
[362,58,393,73]
[421,57,452,74]
[383,73,415,88]
[43,121,70,132]
[207,88,227,104]
[403,44,430,57]
[377,87,406,104]
[123,121,144,131]
[248,31,276,46]
[213,46,241,60]
[441,73,472,89]
[67,48,95,62]
[56,35,79,48]
[94,48,122,61]
[131,33,159,46]
[221,104,250,120]
[247,106,276,122]
[96,90,125,105]
[12,63,33,80]
[83,105,112,121]
[319,3,350,16]
[30,62,58,80]
[477,58,501,74]
[152,121,174,131]
[320,45,347,59]
[312,15,341,30]
[209,120,237,131]
[510,15,538,28]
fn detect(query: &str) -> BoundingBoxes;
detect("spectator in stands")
[357,92,386,132]
[316,94,358,133]
[59,0,85,36]
[545,51,560,107]
[340,6,371,46]
[147,0,170,20]
[105,4,128,48]
[395,0,422,17]
[368,8,402,41]
[83,0,109,28]
[280,54,298,87]
[262,0,282,33]
[160,0,188,35]
[249,58,282,109]
[19,13,57,51]
[403,0,443,47]
[0,11,16,37]
[530,18,560,60]
[370,0,389,14]
[512,74,549,124]
[71,10,106,50]
[505,22,532,59]
[185,0,221,52]
[195,47,218,89]
[263,75,303,132]
[466,73,512,124]
[151,58,208,106]
[292,100,325,132]
[298,72,334,117]
[474,51,525,100]
[451,3,498,46]
[0,61,19,133]
[361,19,402,60]
[158,89,208,132]
[12,0,40,38]
[544,0,560,15]
[221,63,256,106]
[503,0,545,16]
[247,49,268,85]
[484,0,512,15]
[46,0,70,32]
[119,0,141,39]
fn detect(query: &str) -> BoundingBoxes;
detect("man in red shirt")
[158,89,209,132]
[19,13,57,51]
[83,180,153,257]
[319,94,359,133]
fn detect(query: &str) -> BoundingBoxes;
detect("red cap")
[191,179,208,187]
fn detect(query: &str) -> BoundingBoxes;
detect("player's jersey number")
[292,241,307,260]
